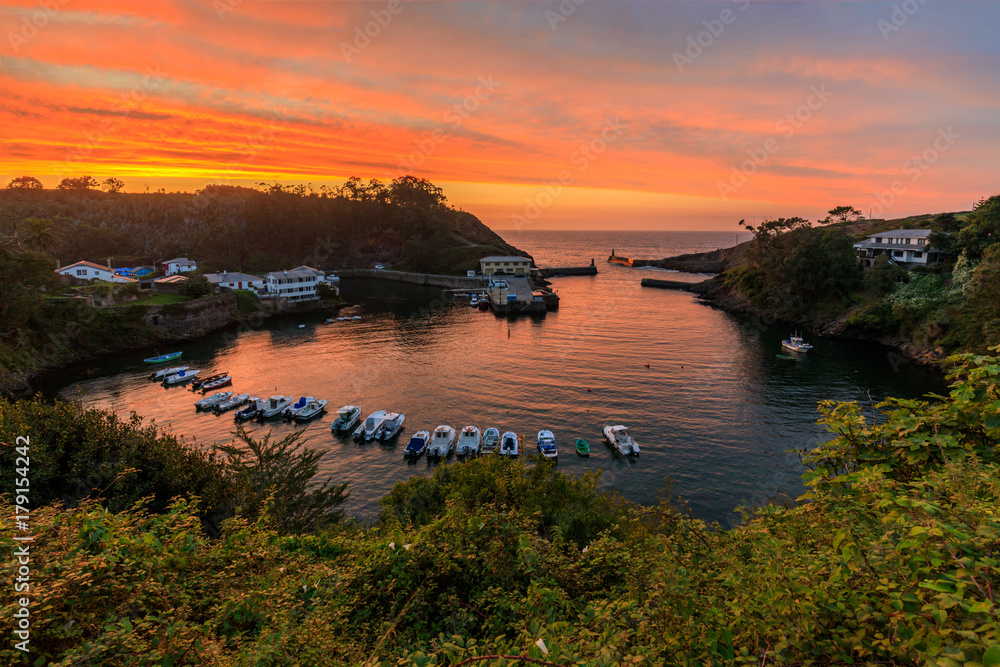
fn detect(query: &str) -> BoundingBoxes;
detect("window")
[893,250,903,257]
[875,238,882,244]
[914,252,923,258]
[76,269,86,276]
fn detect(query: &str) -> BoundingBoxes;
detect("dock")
[640,278,713,294]
[486,276,552,314]
[537,259,598,278]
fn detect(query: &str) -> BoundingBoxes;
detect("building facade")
[57,261,136,283]
[480,256,531,277]
[263,266,323,302]
[853,229,943,268]
[163,257,197,275]
[204,271,265,292]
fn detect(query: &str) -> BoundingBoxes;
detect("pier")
[640,277,713,294]
[486,276,550,314]
[537,259,598,278]
[335,269,483,290]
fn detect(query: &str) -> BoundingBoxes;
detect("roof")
[867,229,932,239]
[267,267,322,279]
[57,260,112,272]
[293,265,325,276]
[204,272,262,283]
[156,275,189,283]
[480,256,531,263]
[163,257,195,265]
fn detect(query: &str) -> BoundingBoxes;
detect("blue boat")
[144,351,182,364]
[404,431,430,459]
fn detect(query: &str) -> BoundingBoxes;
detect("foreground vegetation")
[2,348,998,665]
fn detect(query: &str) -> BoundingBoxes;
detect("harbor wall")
[337,269,484,290]
[640,278,714,294]
[537,266,598,277]
[142,293,238,337]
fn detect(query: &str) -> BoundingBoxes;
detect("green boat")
[144,351,182,364]
[575,438,590,456]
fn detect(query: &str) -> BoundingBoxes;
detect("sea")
[43,230,945,527]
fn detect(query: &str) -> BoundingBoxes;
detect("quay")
[537,259,598,278]
[485,276,552,314]
[335,269,483,290]
[640,277,713,294]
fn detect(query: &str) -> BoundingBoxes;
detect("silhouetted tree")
[7,176,43,190]
[102,177,125,193]
[57,176,100,190]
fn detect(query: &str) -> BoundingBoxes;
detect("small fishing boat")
[379,412,405,440]
[456,425,481,456]
[404,431,430,459]
[781,334,813,353]
[481,427,500,454]
[294,398,328,422]
[351,315,362,321]
[283,396,315,420]
[537,430,558,459]
[478,299,489,311]
[163,369,200,386]
[150,365,187,381]
[191,372,226,391]
[195,391,232,411]
[234,397,264,422]
[499,431,520,457]
[258,395,294,420]
[326,318,335,323]
[298,324,306,329]
[331,405,362,433]
[470,295,479,307]
[427,425,456,460]
[144,351,182,364]
[575,438,590,456]
[214,393,250,414]
[603,424,640,456]
[200,375,233,392]
[360,410,388,441]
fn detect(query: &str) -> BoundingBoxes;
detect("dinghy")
[191,372,226,391]
[144,351,182,364]
[200,375,233,392]
[214,393,250,414]
[537,430,558,459]
[481,428,500,454]
[195,391,232,411]
[456,425,481,457]
[575,438,590,456]
[150,366,187,381]
[499,431,520,457]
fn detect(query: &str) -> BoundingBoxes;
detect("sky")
[0,1,998,231]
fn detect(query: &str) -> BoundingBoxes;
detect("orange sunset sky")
[1,0,997,230]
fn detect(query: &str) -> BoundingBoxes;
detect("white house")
[263,266,323,302]
[853,229,943,268]
[163,257,197,275]
[56,261,136,283]
[480,256,532,277]
[204,271,265,292]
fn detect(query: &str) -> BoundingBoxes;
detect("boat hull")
[145,352,182,364]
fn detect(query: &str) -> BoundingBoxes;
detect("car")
[374,264,385,270]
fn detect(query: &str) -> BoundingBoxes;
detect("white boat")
[603,424,640,456]
[331,405,362,433]
[258,395,293,420]
[456,425,481,456]
[164,369,200,385]
[481,427,500,454]
[326,274,341,284]
[537,430,558,459]
[499,431,520,457]
[379,412,405,440]
[195,391,232,411]
[150,365,187,381]
[360,410,388,441]
[470,295,479,307]
[294,398,328,422]
[427,425,456,460]
[781,334,814,353]
[404,430,430,458]
[326,318,335,323]
[215,393,250,413]
[351,315,362,321]
[234,397,264,421]
[283,396,315,420]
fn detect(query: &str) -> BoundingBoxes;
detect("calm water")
[46,231,944,526]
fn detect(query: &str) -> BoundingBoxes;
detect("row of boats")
[150,366,234,390]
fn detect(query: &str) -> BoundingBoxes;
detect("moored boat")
[359,410,388,441]
[456,425,481,456]
[499,431,520,457]
[331,405,362,433]
[150,365,188,381]
[781,333,813,353]
[537,430,558,459]
[215,393,250,413]
[191,372,226,391]
[195,391,232,411]
[163,369,200,385]
[200,375,233,392]
[404,430,430,459]
[379,412,405,440]
[283,396,315,420]
[234,397,264,421]
[293,398,328,422]
[144,351,182,364]
[427,425,456,460]
[258,395,293,420]
[603,424,640,456]
[481,427,500,453]
[575,438,590,456]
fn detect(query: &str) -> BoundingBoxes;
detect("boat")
[481,428,500,454]
[537,430,558,459]
[200,375,233,392]
[603,424,640,456]
[427,425,456,460]
[191,372,226,390]
[195,391,232,411]
[575,438,590,456]
[499,431,520,457]
[258,395,293,420]
[298,324,306,329]
[470,295,479,307]
[214,393,250,413]
[478,299,489,311]
[330,405,362,433]
[456,425,481,456]
[360,410,388,441]
[149,365,187,381]
[326,318,335,323]
[293,398,328,422]
[404,431,430,459]
[163,369,200,385]
[781,333,814,353]
[234,397,264,421]
[144,351,182,364]
[283,396,315,420]
[379,412,405,440]
[351,315,362,321]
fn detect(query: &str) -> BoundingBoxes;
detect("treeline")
[0,175,525,275]
[1,349,998,663]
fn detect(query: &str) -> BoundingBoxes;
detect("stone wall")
[336,269,484,289]
[142,293,238,337]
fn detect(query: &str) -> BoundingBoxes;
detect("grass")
[133,293,191,305]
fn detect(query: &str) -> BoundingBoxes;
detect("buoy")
[645,364,650,368]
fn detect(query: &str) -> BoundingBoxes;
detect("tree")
[215,426,349,534]
[389,175,447,209]
[954,195,1000,258]
[6,176,43,190]
[929,212,961,255]
[181,274,212,298]
[821,205,864,225]
[102,177,125,193]
[57,176,100,190]
[19,217,65,254]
